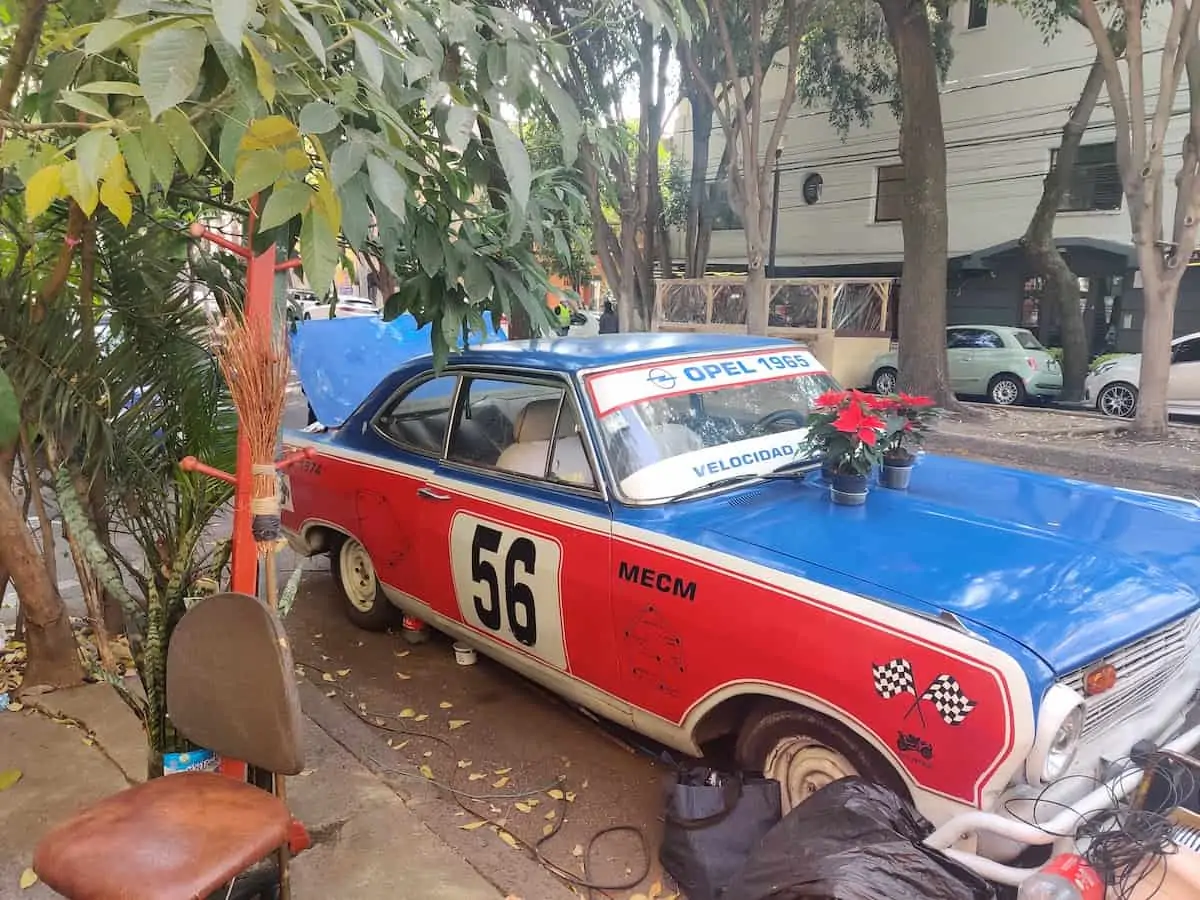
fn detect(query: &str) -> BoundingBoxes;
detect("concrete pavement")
[0,681,505,899]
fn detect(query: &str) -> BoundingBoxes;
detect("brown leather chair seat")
[34,771,291,900]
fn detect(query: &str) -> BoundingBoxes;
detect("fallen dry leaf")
[649,882,664,899]
[18,868,37,889]
[547,788,565,800]
[394,649,411,657]
[571,844,584,857]
[461,820,487,831]
[420,765,434,779]
[492,776,510,788]
[544,810,556,820]
[515,802,532,813]
[565,791,576,802]
[6,702,21,712]
[313,632,323,638]
[399,708,416,719]
[321,673,335,682]
[395,672,412,680]
[469,773,486,781]
[81,737,95,747]
[372,717,385,727]
[325,690,336,698]
[582,779,589,789]
[494,767,512,775]
[336,668,350,677]
[457,760,472,768]
[439,701,453,709]
[0,769,22,791]
[542,823,555,837]
[498,830,520,850]
[526,798,539,807]
[414,714,429,722]
[423,750,433,758]
[448,719,469,730]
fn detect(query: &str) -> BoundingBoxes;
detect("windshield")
[585,348,838,502]
[1013,329,1045,350]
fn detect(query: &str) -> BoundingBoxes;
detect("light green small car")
[866,325,1063,405]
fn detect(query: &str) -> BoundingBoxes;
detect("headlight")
[1026,684,1087,785]
[1093,361,1119,376]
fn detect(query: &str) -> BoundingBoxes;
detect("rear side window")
[448,377,564,468]
[1174,338,1200,364]
[1012,330,1044,350]
[374,375,459,456]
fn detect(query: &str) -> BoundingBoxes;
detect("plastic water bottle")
[1018,855,1104,900]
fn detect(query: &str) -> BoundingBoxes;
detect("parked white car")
[568,309,600,337]
[299,294,380,320]
[1085,331,1200,417]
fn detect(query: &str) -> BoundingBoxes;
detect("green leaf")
[350,23,384,89]
[0,138,30,169]
[299,100,340,135]
[140,121,176,188]
[414,222,443,277]
[281,0,325,62]
[299,206,337,297]
[161,108,205,175]
[75,81,144,96]
[85,19,134,54]
[366,154,407,221]
[218,117,247,174]
[118,132,154,199]
[338,172,370,249]
[138,24,207,119]
[463,256,490,302]
[57,91,112,120]
[39,51,84,117]
[74,130,119,188]
[232,149,284,201]
[212,0,253,49]
[540,77,581,167]
[443,104,475,153]
[331,139,366,186]
[488,115,530,211]
[259,180,312,231]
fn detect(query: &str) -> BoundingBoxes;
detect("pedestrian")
[553,302,571,336]
[599,299,618,334]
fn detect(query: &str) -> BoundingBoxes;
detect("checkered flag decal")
[872,658,917,699]
[919,675,977,726]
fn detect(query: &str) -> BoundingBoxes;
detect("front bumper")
[924,700,1200,886]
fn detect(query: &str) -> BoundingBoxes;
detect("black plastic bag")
[659,767,782,900]
[724,777,996,900]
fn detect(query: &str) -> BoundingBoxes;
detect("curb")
[927,432,1200,496]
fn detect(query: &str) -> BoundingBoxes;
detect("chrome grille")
[1063,613,1200,741]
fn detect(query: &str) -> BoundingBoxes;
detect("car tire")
[1097,381,1138,418]
[330,536,396,631]
[871,367,898,395]
[987,374,1026,406]
[735,704,905,813]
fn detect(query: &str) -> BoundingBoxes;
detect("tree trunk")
[879,0,956,407]
[1022,57,1106,402]
[1135,259,1178,437]
[745,266,769,335]
[0,478,82,689]
[682,82,715,279]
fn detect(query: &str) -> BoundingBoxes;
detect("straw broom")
[211,311,294,900]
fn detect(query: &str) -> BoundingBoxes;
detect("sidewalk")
[927,404,1200,495]
[0,681,504,899]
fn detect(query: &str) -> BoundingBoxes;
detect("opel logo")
[646,368,676,390]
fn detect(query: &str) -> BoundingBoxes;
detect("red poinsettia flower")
[814,389,849,408]
[898,393,935,408]
[831,400,886,446]
[863,393,896,411]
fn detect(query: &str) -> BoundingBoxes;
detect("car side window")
[1173,339,1200,364]
[448,377,563,471]
[374,375,460,456]
[977,330,1004,349]
[946,328,969,349]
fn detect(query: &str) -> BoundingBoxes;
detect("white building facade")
[673,2,1200,354]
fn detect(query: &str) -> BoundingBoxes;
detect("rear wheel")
[330,536,395,631]
[872,367,898,395]
[735,705,904,813]
[988,374,1026,406]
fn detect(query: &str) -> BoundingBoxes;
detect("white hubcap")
[876,371,896,393]
[339,540,378,612]
[1100,385,1136,417]
[764,736,858,812]
[992,380,1019,404]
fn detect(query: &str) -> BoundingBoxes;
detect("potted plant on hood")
[878,393,939,491]
[804,391,887,506]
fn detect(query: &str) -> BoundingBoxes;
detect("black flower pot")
[830,472,868,506]
[881,454,915,490]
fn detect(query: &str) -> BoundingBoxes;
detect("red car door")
[412,371,626,712]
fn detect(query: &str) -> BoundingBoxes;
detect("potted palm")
[878,393,939,490]
[804,391,887,506]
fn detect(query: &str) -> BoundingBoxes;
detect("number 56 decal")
[449,512,567,670]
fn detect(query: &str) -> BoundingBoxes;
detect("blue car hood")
[697,456,1200,675]
[291,313,506,426]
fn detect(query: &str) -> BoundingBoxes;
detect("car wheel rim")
[992,380,1019,405]
[876,371,896,394]
[1100,385,1136,418]
[764,735,859,813]
[339,540,378,612]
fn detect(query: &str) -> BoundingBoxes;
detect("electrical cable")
[294,658,655,897]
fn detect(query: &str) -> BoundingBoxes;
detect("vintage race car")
[281,333,1200,883]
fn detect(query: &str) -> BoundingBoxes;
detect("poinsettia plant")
[875,393,940,463]
[802,390,890,477]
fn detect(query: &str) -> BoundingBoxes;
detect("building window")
[967,0,989,28]
[1051,142,1122,212]
[708,181,743,231]
[874,164,905,223]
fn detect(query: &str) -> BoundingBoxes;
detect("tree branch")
[1077,0,1138,209]
[0,0,49,126]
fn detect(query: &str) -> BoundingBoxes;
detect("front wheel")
[330,536,396,631]
[988,374,1026,406]
[871,367,898,395]
[735,705,903,813]
[1097,381,1138,418]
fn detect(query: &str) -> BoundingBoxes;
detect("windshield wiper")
[667,460,817,503]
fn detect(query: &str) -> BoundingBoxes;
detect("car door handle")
[417,486,451,501]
